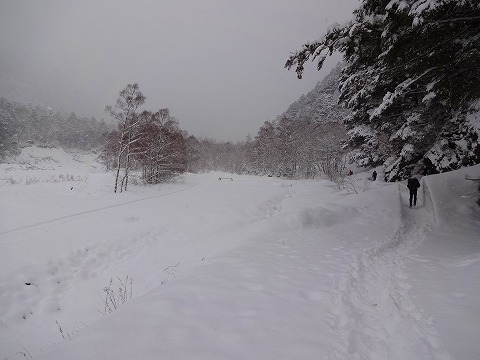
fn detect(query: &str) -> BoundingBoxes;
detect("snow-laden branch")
[369,68,435,120]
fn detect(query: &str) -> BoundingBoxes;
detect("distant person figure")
[407,176,421,207]
[372,170,377,181]
[348,170,353,176]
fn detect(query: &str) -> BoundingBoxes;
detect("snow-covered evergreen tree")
[286,0,480,180]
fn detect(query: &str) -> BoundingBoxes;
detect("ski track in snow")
[327,184,451,360]
[0,182,205,329]
[0,183,201,236]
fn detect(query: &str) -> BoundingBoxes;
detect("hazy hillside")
[0,97,111,159]
[279,63,349,124]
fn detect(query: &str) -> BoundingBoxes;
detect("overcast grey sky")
[0,0,358,142]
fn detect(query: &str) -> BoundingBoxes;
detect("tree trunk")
[114,152,122,193]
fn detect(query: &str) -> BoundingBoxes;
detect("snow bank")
[423,164,480,227]
[406,164,480,360]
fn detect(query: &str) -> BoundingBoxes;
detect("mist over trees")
[253,64,348,179]
[186,138,248,174]
[5,0,479,187]
[247,117,346,179]
[0,98,18,158]
[286,0,480,181]
[0,97,110,160]
[185,66,349,180]
[0,66,349,183]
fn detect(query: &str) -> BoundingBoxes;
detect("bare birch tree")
[105,83,146,193]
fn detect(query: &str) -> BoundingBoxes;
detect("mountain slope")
[279,63,349,124]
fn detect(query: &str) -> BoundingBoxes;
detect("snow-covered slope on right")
[405,164,480,360]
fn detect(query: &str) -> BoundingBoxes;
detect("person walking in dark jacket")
[407,177,421,207]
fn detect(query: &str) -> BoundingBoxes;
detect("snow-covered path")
[403,171,480,360]
[328,184,452,360]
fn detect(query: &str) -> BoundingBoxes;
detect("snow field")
[0,148,479,359]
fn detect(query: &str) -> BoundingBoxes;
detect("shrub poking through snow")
[2,176,21,185]
[329,174,359,196]
[98,276,133,315]
[25,177,40,185]
[54,320,86,341]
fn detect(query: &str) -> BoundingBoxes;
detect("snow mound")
[4,146,102,169]
[423,163,480,227]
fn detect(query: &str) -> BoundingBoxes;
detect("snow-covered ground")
[0,147,479,360]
